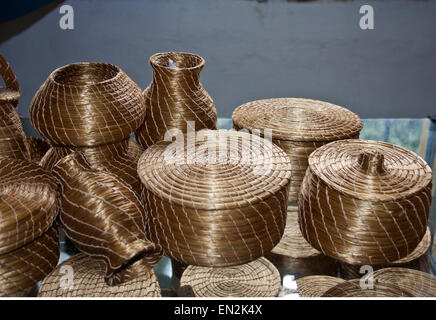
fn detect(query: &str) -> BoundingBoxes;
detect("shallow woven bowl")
[295,275,346,297]
[138,129,292,267]
[30,62,146,147]
[38,253,161,297]
[299,139,432,265]
[322,279,414,297]
[179,257,281,297]
[232,98,362,202]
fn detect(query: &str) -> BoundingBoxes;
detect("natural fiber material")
[0,54,20,107]
[232,98,362,202]
[30,62,146,147]
[52,152,162,286]
[372,268,436,297]
[38,253,161,297]
[26,136,50,163]
[179,257,281,297]
[322,279,414,297]
[0,101,30,160]
[135,52,217,149]
[265,205,338,278]
[432,235,436,266]
[0,158,58,254]
[299,139,432,265]
[340,227,432,279]
[295,276,345,297]
[138,129,291,267]
[0,226,59,297]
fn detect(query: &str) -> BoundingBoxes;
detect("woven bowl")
[322,279,414,297]
[138,129,291,267]
[232,98,362,202]
[38,253,161,297]
[179,257,281,297]
[295,275,346,297]
[135,52,217,149]
[0,226,59,297]
[265,204,338,278]
[299,139,432,265]
[30,62,146,147]
[0,54,20,107]
[0,158,58,254]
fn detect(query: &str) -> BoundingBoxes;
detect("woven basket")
[299,139,432,265]
[30,62,146,147]
[265,204,338,279]
[26,136,51,163]
[52,152,162,286]
[322,279,414,297]
[0,54,20,108]
[179,257,281,297]
[138,129,291,267]
[0,226,59,297]
[232,98,362,202]
[38,253,161,297]
[0,158,58,254]
[295,275,345,297]
[135,52,217,149]
[340,227,432,279]
[372,268,436,297]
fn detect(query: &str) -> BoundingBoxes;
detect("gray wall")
[1,0,435,121]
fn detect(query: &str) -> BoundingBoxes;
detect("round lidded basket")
[322,279,414,297]
[232,98,363,202]
[299,139,432,266]
[0,54,20,107]
[138,129,292,267]
[295,275,346,297]
[179,257,281,297]
[30,62,146,147]
[38,253,161,297]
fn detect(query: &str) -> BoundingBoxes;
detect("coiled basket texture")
[0,54,20,108]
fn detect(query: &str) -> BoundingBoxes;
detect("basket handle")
[0,54,19,92]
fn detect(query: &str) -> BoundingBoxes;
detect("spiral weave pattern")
[322,279,414,297]
[299,139,432,265]
[138,129,291,267]
[0,54,20,107]
[295,275,345,297]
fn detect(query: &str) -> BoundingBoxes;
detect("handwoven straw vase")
[25,136,51,163]
[52,152,162,286]
[295,275,345,297]
[138,129,291,267]
[0,226,59,297]
[0,158,59,254]
[299,139,432,265]
[0,101,30,160]
[179,258,281,297]
[265,204,338,279]
[372,268,436,297]
[322,279,414,297]
[340,227,432,279]
[232,98,362,202]
[135,52,217,149]
[38,253,161,297]
[0,54,20,108]
[30,62,146,147]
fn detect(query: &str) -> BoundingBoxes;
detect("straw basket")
[295,275,345,297]
[0,54,20,107]
[232,98,362,202]
[322,279,414,297]
[30,62,146,147]
[299,139,432,265]
[25,136,50,163]
[179,258,281,297]
[138,129,291,267]
[38,253,161,297]
[135,52,217,149]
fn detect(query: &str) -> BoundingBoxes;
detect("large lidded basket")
[138,129,292,267]
[299,139,432,265]
[232,98,363,202]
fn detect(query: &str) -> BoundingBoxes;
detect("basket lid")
[232,98,362,142]
[138,129,291,210]
[308,139,432,201]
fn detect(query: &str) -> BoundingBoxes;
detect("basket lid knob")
[358,150,386,175]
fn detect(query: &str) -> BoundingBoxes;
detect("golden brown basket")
[0,54,20,108]
[232,98,362,202]
[52,152,162,286]
[25,136,51,163]
[0,226,59,297]
[30,62,146,147]
[138,129,291,267]
[265,204,338,278]
[0,158,58,254]
[340,227,432,279]
[299,139,432,265]
[135,52,217,149]
[322,279,414,297]
[372,268,436,297]
[295,275,346,297]
[179,257,281,297]
[38,253,161,297]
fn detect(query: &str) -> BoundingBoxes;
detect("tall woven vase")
[135,52,217,148]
